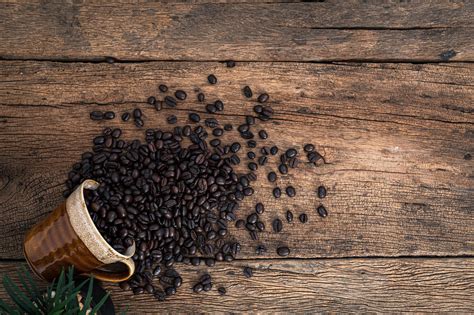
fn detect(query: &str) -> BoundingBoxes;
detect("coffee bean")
[247,140,257,148]
[286,148,297,158]
[203,283,213,291]
[147,96,156,105]
[299,213,308,223]
[133,287,144,295]
[215,100,225,111]
[243,267,253,278]
[258,130,268,140]
[121,112,130,122]
[218,287,227,295]
[286,186,296,197]
[286,210,293,223]
[247,151,256,159]
[247,213,258,224]
[90,111,104,120]
[277,246,290,257]
[267,172,277,182]
[212,128,224,137]
[193,283,203,293]
[317,205,328,217]
[208,74,217,84]
[273,187,281,198]
[318,185,327,198]
[197,92,205,102]
[167,115,177,124]
[257,93,269,103]
[304,144,315,152]
[133,108,142,119]
[278,164,288,174]
[205,118,219,128]
[224,124,233,131]
[255,203,264,214]
[230,142,241,153]
[165,287,177,296]
[270,146,278,155]
[255,245,267,254]
[253,105,263,114]
[103,111,115,120]
[175,90,187,100]
[164,96,177,107]
[189,113,201,123]
[307,151,323,163]
[225,60,236,68]
[159,84,168,92]
[248,162,257,171]
[153,266,162,276]
[258,156,267,166]
[288,157,299,168]
[134,118,144,128]
[272,218,283,233]
[243,86,253,98]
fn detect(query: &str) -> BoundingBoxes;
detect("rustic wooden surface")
[0,0,473,313]
[0,1,473,62]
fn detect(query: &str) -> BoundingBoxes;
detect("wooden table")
[0,1,473,313]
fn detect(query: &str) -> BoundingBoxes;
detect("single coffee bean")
[205,118,219,128]
[243,86,253,98]
[90,111,104,120]
[175,90,187,100]
[133,287,144,295]
[104,111,115,120]
[272,218,283,233]
[258,156,267,166]
[167,115,177,124]
[286,210,293,223]
[256,245,267,254]
[133,108,142,118]
[267,172,277,182]
[147,96,156,105]
[286,186,296,197]
[286,148,297,158]
[247,140,257,148]
[218,286,227,295]
[317,205,328,217]
[256,221,265,231]
[253,105,263,114]
[226,60,236,68]
[213,128,224,137]
[208,74,217,84]
[155,101,162,111]
[164,96,177,107]
[318,185,327,198]
[304,144,315,152]
[230,142,241,153]
[214,100,224,111]
[248,162,258,171]
[153,265,162,276]
[258,130,268,140]
[257,93,269,103]
[270,146,279,155]
[247,213,258,224]
[224,124,233,131]
[119,281,131,291]
[273,187,281,198]
[159,84,168,92]
[299,213,308,223]
[278,164,288,174]
[134,118,144,128]
[121,112,130,122]
[247,151,256,159]
[260,146,270,155]
[203,283,213,291]
[197,92,205,102]
[189,113,201,123]
[193,283,203,293]
[277,246,290,257]
[243,267,253,278]
[255,203,264,214]
[165,287,177,296]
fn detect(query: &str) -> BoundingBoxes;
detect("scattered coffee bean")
[286,210,293,223]
[225,60,236,68]
[247,140,257,148]
[133,108,142,119]
[243,267,253,278]
[215,100,224,111]
[247,151,256,159]
[164,96,177,107]
[270,146,278,155]
[258,130,268,140]
[317,205,328,218]
[255,202,264,214]
[235,219,245,228]
[189,113,201,123]
[258,156,268,166]
[273,187,281,198]
[208,74,217,84]
[243,86,253,98]
[272,218,283,233]
[147,96,156,105]
[267,172,277,182]
[256,245,267,255]
[121,112,130,122]
[155,102,162,111]
[193,283,203,293]
[159,84,168,92]
[304,144,315,152]
[277,246,290,257]
[167,115,177,124]
[218,287,227,295]
[175,90,187,101]
[257,93,269,103]
[248,162,258,171]
[90,111,104,120]
[318,185,327,198]
[213,128,224,137]
[104,111,115,120]
[299,213,308,223]
[286,186,296,197]
[286,148,297,158]
[197,92,205,102]
[278,164,288,174]
[224,124,233,131]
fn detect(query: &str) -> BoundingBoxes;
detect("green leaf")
[52,268,66,308]
[78,277,94,315]
[3,275,36,314]
[0,297,18,314]
[89,292,110,314]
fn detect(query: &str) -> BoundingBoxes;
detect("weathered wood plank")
[0,61,472,259]
[0,1,472,61]
[0,258,473,312]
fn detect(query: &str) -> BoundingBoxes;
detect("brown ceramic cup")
[24,179,135,283]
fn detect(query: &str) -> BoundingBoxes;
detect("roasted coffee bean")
[247,140,257,148]
[213,128,224,137]
[224,124,233,131]
[90,111,104,120]
[208,74,217,84]
[164,96,177,107]
[247,213,258,224]
[214,100,224,111]
[257,93,269,103]
[134,118,144,128]
[318,185,327,198]
[255,245,267,255]
[243,86,253,98]
[267,172,277,182]
[269,146,278,155]
[167,115,177,124]
[243,267,253,278]
[205,118,219,128]
[256,221,265,231]
[286,210,293,223]
[257,130,268,140]
[235,219,245,228]
[159,84,168,92]
[121,112,131,121]
[247,151,256,159]
[299,213,308,223]
[258,156,267,166]
[286,186,296,197]
[197,92,205,102]
[203,283,212,291]
[189,113,201,123]
[103,111,115,120]
[277,246,290,257]
[255,203,264,214]
[317,205,328,217]
[253,105,263,114]
[272,218,283,233]
[238,124,249,133]
[147,96,156,105]
[165,287,177,296]
[288,157,299,168]
[304,144,315,152]
[154,101,162,111]
[225,60,236,67]
[308,151,323,163]
[286,148,297,158]
[248,162,257,171]
[246,116,256,125]
[278,164,288,174]
[133,287,144,295]
[153,266,162,276]
[193,283,203,293]
[218,287,227,295]
[260,147,270,155]
[133,108,142,119]
[273,187,281,198]
[230,142,241,153]
[175,90,187,100]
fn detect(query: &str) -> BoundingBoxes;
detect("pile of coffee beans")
[65,70,330,300]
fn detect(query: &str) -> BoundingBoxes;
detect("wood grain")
[0,258,473,313]
[0,61,472,260]
[0,1,473,62]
